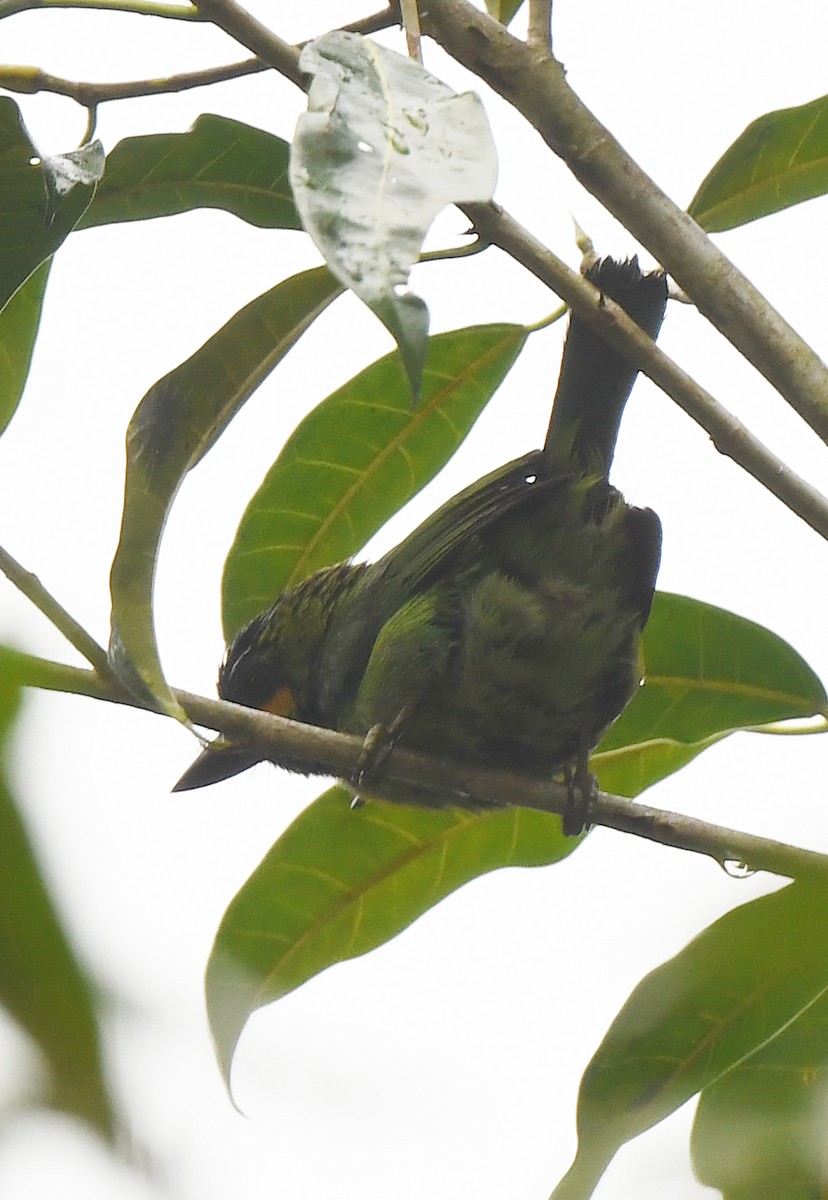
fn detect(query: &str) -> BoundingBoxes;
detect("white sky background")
[0,2,827,1197]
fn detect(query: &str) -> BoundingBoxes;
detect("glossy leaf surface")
[689,92,828,231]
[222,322,527,639]
[108,267,342,719]
[594,592,827,797]
[207,582,827,1086]
[79,114,300,230]
[207,785,571,1084]
[552,882,828,1200]
[291,31,497,399]
[0,260,49,436]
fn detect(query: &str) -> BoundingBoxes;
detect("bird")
[174,256,668,832]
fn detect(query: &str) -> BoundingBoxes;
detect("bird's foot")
[355,721,395,789]
[353,701,417,792]
[562,759,597,836]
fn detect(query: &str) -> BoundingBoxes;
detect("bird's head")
[172,562,360,792]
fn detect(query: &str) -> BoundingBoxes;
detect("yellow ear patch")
[264,685,296,718]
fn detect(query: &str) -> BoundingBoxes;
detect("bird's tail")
[543,257,668,478]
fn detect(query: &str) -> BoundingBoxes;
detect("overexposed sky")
[1,4,828,1198]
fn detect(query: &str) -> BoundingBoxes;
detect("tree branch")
[0,8,397,105]
[8,648,828,882]
[0,59,267,104]
[35,0,819,541]
[0,546,116,681]
[421,0,828,446]
[464,200,828,541]
[192,0,303,85]
[6,3,824,545]
[526,0,552,50]
[0,0,200,18]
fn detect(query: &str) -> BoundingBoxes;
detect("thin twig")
[462,200,828,541]
[421,0,828,446]
[79,0,825,543]
[0,8,398,105]
[527,0,552,51]
[0,59,268,105]
[9,648,828,882]
[0,0,201,18]
[190,1,400,88]
[0,546,115,681]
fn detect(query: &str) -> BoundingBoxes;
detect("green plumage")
[175,258,668,814]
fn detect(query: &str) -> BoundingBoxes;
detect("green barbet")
[174,257,668,827]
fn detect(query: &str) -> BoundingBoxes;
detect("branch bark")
[0,59,268,105]
[9,648,828,883]
[192,0,304,85]
[422,0,828,446]
[0,0,200,18]
[168,0,828,541]
[464,202,828,540]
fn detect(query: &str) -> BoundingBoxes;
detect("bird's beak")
[172,742,260,792]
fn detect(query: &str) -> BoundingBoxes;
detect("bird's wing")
[312,451,568,718]
[371,449,567,598]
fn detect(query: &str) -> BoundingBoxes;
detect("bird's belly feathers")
[379,566,643,778]
[333,483,659,794]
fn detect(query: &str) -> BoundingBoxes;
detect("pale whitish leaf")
[291,31,498,399]
[40,141,105,199]
[0,97,98,313]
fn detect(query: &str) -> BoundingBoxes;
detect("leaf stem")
[418,235,489,263]
[399,0,423,62]
[0,546,115,681]
[9,647,828,882]
[525,302,567,333]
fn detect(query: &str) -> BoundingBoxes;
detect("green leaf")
[0,654,115,1138]
[207,784,572,1086]
[0,97,101,313]
[692,989,828,1200]
[484,0,525,22]
[551,882,828,1200]
[592,592,828,797]
[108,266,342,720]
[79,114,300,230]
[688,93,828,232]
[221,322,527,639]
[0,259,49,437]
[292,31,498,400]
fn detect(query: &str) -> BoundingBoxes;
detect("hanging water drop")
[721,858,756,879]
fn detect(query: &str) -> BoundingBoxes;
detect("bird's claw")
[562,760,597,836]
[353,702,416,794]
[354,722,395,789]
